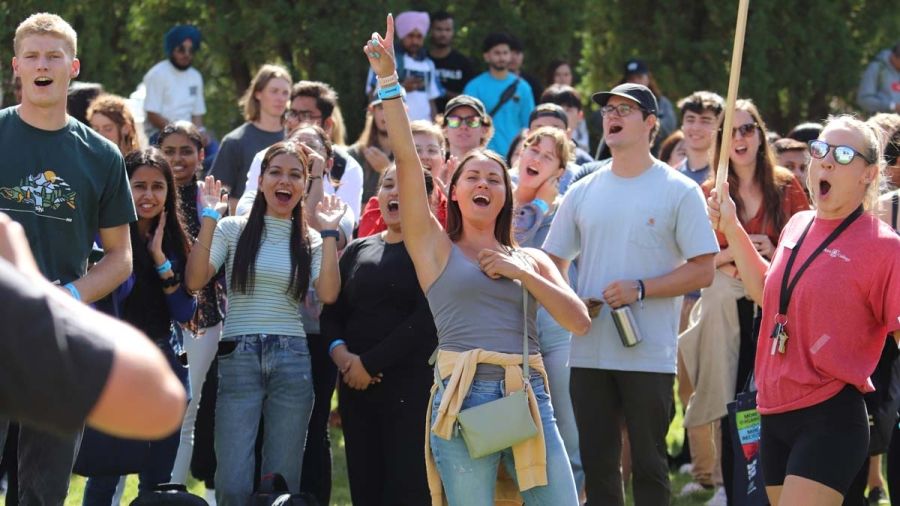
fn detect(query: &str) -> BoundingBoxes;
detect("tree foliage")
[581,0,899,133]
[1,1,897,140]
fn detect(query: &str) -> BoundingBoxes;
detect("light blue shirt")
[463,72,535,156]
[542,161,719,373]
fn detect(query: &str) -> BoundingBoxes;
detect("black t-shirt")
[0,259,114,435]
[320,234,437,375]
[430,49,476,113]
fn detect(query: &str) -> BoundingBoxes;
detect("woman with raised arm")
[184,140,346,506]
[708,115,900,506]
[363,15,590,506]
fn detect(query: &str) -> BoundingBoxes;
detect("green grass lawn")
[3,394,713,506]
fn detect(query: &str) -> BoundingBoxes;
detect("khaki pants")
[676,347,722,488]
[687,420,723,487]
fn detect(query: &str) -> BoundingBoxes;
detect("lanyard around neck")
[777,206,863,319]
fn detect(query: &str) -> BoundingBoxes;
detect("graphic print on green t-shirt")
[0,107,136,283]
[0,169,78,221]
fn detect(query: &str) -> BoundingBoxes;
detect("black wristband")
[320,229,340,240]
[637,279,645,301]
[161,273,181,289]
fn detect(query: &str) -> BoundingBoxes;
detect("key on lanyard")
[770,318,788,355]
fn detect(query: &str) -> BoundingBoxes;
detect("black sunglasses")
[808,140,874,165]
[719,122,758,139]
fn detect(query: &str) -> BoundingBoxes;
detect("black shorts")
[759,385,869,494]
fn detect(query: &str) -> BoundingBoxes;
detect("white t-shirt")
[142,60,206,133]
[366,52,441,122]
[542,161,719,374]
[238,146,363,223]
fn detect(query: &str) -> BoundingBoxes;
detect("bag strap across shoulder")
[488,78,521,117]
[521,284,529,382]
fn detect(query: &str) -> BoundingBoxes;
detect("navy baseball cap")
[592,83,658,116]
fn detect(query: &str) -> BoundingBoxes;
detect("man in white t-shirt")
[142,25,206,139]
[543,83,718,506]
[365,11,440,122]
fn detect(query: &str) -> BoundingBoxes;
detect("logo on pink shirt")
[824,248,850,262]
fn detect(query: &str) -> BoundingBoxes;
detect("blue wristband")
[532,198,550,214]
[377,84,403,100]
[64,282,81,301]
[201,207,221,222]
[155,259,172,274]
[328,339,346,355]
[320,229,340,241]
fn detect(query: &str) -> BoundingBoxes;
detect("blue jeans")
[82,338,191,506]
[214,334,314,506]
[537,307,584,494]
[430,374,579,506]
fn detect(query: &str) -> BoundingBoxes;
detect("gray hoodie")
[857,49,900,113]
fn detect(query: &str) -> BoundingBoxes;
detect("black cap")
[444,95,488,118]
[623,58,649,75]
[529,103,569,129]
[592,83,658,115]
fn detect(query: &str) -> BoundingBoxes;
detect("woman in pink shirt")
[709,115,900,505]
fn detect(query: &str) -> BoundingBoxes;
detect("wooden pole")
[715,0,751,200]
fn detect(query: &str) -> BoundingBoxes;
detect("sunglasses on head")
[720,122,758,138]
[446,115,483,129]
[808,140,874,165]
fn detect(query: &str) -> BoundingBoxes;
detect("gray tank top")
[426,244,540,380]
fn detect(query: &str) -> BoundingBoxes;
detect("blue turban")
[164,25,201,56]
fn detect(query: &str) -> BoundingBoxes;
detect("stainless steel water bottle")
[611,305,643,347]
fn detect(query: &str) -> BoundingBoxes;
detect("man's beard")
[169,55,192,71]
[489,62,507,72]
[431,39,450,50]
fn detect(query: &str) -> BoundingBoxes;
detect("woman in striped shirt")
[185,140,346,506]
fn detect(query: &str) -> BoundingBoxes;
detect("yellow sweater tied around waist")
[426,348,550,506]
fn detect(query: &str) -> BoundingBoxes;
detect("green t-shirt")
[0,107,136,284]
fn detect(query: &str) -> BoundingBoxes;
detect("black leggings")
[760,385,869,495]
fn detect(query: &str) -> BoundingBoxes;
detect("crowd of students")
[2,9,900,506]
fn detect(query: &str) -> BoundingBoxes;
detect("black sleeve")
[0,261,115,435]
[319,240,359,347]
[359,293,437,374]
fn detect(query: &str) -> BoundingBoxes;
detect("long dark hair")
[445,149,516,248]
[124,148,192,262]
[231,141,312,300]
[710,99,794,233]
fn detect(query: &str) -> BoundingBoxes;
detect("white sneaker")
[678,463,694,475]
[705,486,727,506]
[204,488,217,506]
[679,481,709,496]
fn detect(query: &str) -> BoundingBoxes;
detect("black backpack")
[129,484,208,506]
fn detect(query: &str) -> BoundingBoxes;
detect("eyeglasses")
[174,44,193,55]
[599,103,644,118]
[720,123,758,138]
[416,145,444,157]
[808,140,874,165]
[284,109,323,123]
[446,115,483,129]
